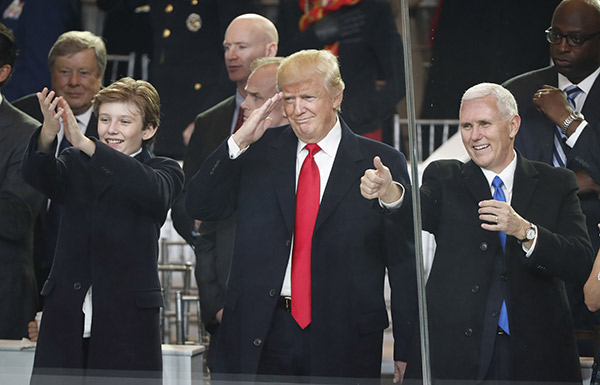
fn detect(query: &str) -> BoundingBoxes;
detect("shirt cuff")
[565,120,588,148]
[379,182,405,210]
[227,136,248,159]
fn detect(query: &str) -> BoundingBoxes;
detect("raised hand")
[232,92,283,150]
[360,156,402,203]
[57,97,96,157]
[36,88,63,152]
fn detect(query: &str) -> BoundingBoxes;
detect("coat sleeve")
[523,167,593,285]
[185,139,242,221]
[381,150,418,362]
[1,130,44,241]
[88,140,184,216]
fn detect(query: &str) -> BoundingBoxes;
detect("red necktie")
[233,106,244,133]
[292,143,321,329]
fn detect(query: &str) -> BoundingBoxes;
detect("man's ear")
[0,64,12,83]
[266,42,278,57]
[508,114,521,139]
[332,91,343,110]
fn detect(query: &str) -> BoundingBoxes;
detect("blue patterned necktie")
[552,85,583,167]
[492,176,510,335]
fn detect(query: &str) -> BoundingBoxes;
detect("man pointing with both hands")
[362,82,592,383]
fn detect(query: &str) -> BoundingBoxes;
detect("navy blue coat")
[186,120,417,379]
[22,130,183,374]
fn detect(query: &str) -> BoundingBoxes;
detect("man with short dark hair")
[0,22,44,339]
[503,0,600,355]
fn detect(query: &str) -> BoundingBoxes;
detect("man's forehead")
[54,50,97,66]
[281,78,322,93]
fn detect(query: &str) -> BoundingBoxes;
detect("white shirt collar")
[480,149,518,197]
[558,66,600,95]
[129,148,143,158]
[76,106,94,132]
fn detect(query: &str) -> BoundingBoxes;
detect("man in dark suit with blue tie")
[363,83,593,382]
[186,49,417,383]
[503,0,600,355]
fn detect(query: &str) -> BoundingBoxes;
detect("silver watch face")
[526,228,536,240]
[573,111,585,120]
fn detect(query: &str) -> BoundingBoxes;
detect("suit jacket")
[169,94,238,370]
[186,119,417,379]
[404,155,592,382]
[22,129,184,373]
[0,97,44,339]
[172,95,236,322]
[504,65,600,335]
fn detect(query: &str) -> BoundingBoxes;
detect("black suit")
[0,97,44,339]
[186,120,417,379]
[504,66,600,350]
[171,95,236,369]
[404,155,592,382]
[22,130,184,374]
[12,93,99,308]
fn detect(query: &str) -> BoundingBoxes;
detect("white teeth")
[474,144,489,150]
[106,139,123,144]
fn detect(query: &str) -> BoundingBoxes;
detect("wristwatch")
[517,222,536,243]
[561,110,584,135]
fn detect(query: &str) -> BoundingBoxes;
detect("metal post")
[399,0,432,383]
[176,291,184,344]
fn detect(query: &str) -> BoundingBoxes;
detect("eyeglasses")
[545,27,600,47]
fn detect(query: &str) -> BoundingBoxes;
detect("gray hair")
[461,83,518,121]
[48,30,107,76]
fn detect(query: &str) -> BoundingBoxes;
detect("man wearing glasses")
[504,0,600,359]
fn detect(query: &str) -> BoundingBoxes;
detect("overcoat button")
[464,328,473,337]
[268,289,277,297]
[479,242,488,251]
[253,338,262,347]
[471,285,479,293]
[73,282,82,290]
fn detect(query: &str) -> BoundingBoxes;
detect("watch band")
[561,111,584,135]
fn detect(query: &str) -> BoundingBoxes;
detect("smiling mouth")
[473,144,489,150]
[106,139,123,145]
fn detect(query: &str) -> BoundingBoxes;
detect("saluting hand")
[232,92,283,150]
